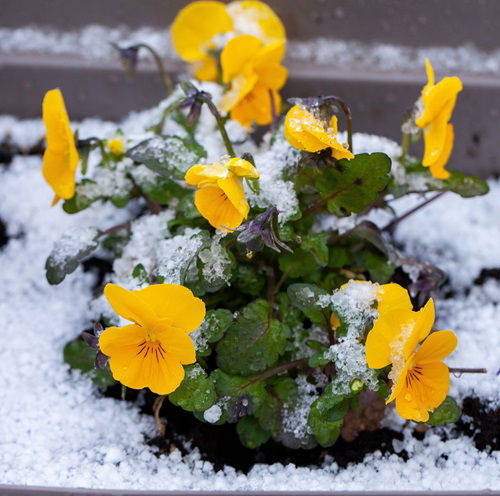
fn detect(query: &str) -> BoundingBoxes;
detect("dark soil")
[0,138,44,168]
[100,385,496,473]
[0,219,8,250]
[455,396,499,452]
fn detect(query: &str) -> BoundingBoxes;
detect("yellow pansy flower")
[42,88,79,206]
[171,0,285,81]
[185,157,259,231]
[415,58,463,180]
[108,137,125,156]
[366,298,457,421]
[284,105,354,160]
[220,34,287,127]
[99,283,206,395]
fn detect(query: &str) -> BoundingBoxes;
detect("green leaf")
[308,350,331,368]
[62,180,97,213]
[278,249,318,278]
[300,233,329,266]
[126,135,207,180]
[169,364,216,412]
[308,390,348,447]
[236,416,271,449]
[139,175,187,205]
[287,283,329,324]
[426,396,462,426]
[315,153,391,216]
[132,263,148,284]
[194,309,233,356]
[63,340,115,389]
[216,300,290,375]
[393,161,489,199]
[45,227,99,285]
[363,248,395,283]
[210,369,267,423]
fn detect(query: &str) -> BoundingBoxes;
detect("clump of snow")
[155,228,204,285]
[247,131,301,221]
[322,281,380,394]
[48,226,99,266]
[112,211,173,289]
[198,232,232,286]
[203,405,222,424]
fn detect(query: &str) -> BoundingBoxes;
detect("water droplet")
[405,393,412,401]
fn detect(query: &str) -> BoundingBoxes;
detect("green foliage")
[126,135,207,180]
[426,396,462,426]
[216,300,290,375]
[45,229,99,285]
[169,364,216,412]
[315,153,391,216]
[278,233,328,278]
[63,340,115,389]
[287,283,329,324]
[392,160,489,198]
[236,416,271,449]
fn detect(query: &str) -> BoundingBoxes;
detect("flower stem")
[382,192,446,232]
[99,221,131,237]
[153,395,167,434]
[238,358,308,390]
[449,367,487,374]
[201,94,236,157]
[153,98,185,135]
[136,43,174,95]
[400,132,410,163]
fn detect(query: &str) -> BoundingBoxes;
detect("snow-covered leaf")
[169,364,216,412]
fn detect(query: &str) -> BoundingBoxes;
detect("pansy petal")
[155,325,196,364]
[220,73,258,112]
[403,298,435,358]
[428,123,453,180]
[228,157,260,179]
[377,283,413,315]
[415,330,457,364]
[171,1,233,62]
[134,284,206,333]
[150,354,186,395]
[193,55,219,82]
[365,328,392,369]
[395,392,430,422]
[185,163,229,186]
[195,185,244,231]
[414,361,450,409]
[218,175,249,218]
[417,77,462,128]
[227,0,286,43]
[104,283,156,328]
[221,34,263,83]
[98,324,146,357]
[386,357,412,404]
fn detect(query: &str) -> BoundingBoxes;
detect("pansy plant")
[41,1,490,452]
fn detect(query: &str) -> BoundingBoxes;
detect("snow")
[3,23,500,76]
[0,115,499,490]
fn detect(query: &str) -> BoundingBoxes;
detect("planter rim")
[0,487,496,496]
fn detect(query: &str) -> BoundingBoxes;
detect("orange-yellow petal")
[98,323,146,358]
[221,34,263,83]
[154,323,197,364]
[220,73,258,113]
[217,175,249,218]
[403,298,435,358]
[193,55,219,82]
[171,1,233,62]
[185,163,230,186]
[194,185,245,231]
[377,283,413,315]
[226,0,286,43]
[227,157,259,179]
[415,330,457,364]
[134,284,206,333]
[103,283,156,329]
[42,89,79,200]
[428,123,453,180]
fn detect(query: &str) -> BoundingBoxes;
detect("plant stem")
[153,98,185,135]
[239,358,308,390]
[136,43,173,95]
[322,95,353,154]
[99,221,131,237]
[201,95,236,157]
[400,132,410,162]
[382,191,446,232]
[153,395,167,434]
[129,176,163,214]
[449,367,487,374]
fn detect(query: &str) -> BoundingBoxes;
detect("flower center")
[136,338,167,362]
